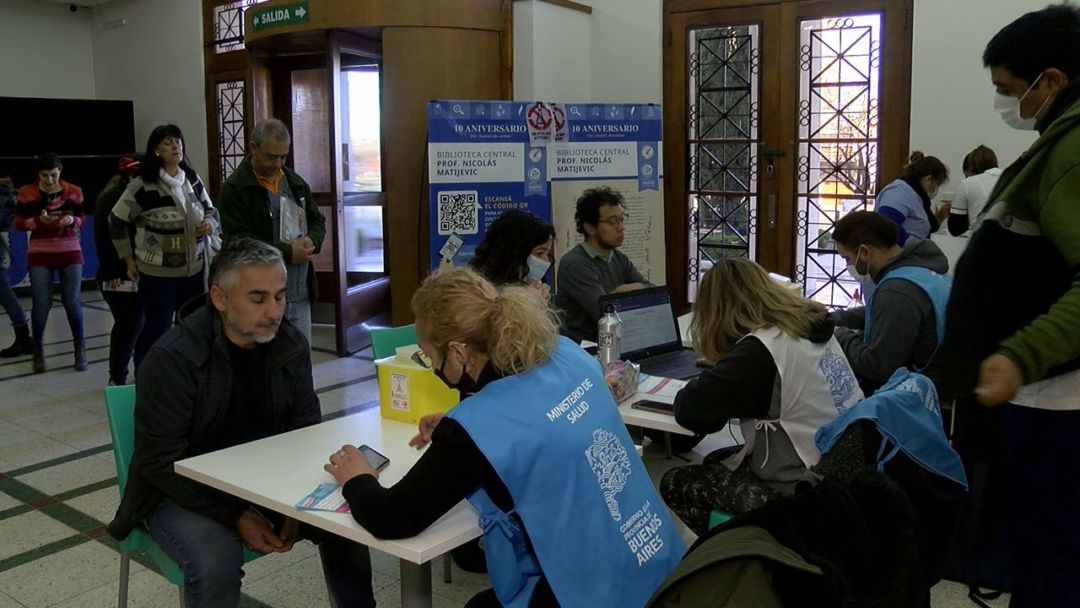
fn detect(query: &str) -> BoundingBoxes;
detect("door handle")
[759,145,786,178]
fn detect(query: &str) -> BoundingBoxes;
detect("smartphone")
[358,444,390,472]
[630,400,676,416]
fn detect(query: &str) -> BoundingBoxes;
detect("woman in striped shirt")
[15,153,86,373]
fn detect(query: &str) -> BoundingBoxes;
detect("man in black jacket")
[107,237,374,607]
[217,118,326,345]
[829,211,951,393]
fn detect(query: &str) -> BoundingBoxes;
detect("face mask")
[995,73,1050,131]
[434,350,479,395]
[846,249,871,283]
[525,255,551,283]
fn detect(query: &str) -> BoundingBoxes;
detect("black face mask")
[434,353,480,395]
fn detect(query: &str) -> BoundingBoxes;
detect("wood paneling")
[290,68,333,194]
[245,0,507,46]
[382,27,504,324]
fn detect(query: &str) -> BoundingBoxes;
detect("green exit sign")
[251,1,310,32]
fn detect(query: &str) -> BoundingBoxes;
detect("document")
[295,483,351,513]
[638,375,688,402]
[279,196,307,243]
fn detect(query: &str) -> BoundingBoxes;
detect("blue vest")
[815,368,968,489]
[448,337,686,608]
[864,265,951,350]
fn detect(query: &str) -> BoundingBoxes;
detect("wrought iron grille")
[216,80,246,183]
[687,26,760,301]
[211,0,268,54]
[795,15,882,309]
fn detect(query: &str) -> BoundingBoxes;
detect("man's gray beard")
[228,318,281,344]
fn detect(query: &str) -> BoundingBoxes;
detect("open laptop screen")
[598,287,682,359]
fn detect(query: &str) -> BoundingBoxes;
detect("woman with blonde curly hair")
[326,266,684,608]
[660,258,863,534]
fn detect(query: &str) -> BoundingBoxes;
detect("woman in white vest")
[325,267,685,608]
[660,258,863,535]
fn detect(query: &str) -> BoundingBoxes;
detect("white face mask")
[846,249,871,283]
[995,73,1049,131]
[525,254,551,283]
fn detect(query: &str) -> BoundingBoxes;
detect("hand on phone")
[324,444,381,484]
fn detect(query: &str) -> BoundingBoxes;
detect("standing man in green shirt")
[938,6,1080,604]
[217,119,325,344]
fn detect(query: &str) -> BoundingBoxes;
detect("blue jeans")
[28,265,83,343]
[0,264,26,328]
[147,499,376,608]
[101,289,144,384]
[135,273,205,371]
[286,298,312,347]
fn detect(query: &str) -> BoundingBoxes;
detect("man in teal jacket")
[217,118,326,344]
[938,5,1080,604]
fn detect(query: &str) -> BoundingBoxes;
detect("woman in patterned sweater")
[110,125,219,371]
[14,153,86,373]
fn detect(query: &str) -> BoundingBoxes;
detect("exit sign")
[251,1,310,32]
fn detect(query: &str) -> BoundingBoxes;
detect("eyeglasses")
[411,350,432,369]
[598,213,630,227]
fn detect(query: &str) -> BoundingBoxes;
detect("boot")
[74,339,87,372]
[32,341,45,374]
[0,324,33,358]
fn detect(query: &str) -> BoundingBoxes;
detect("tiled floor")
[0,291,1007,607]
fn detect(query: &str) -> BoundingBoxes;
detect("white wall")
[91,0,208,180]
[910,0,1047,184]
[0,0,95,99]
[586,0,661,104]
[513,0,592,102]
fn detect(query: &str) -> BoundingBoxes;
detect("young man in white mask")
[829,211,950,394]
[936,5,1080,605]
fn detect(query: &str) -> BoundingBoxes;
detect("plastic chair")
[104,385,262,608]
[370,324,418,360]
[709,509,734,529]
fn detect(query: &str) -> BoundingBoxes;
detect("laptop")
[597,286,703,380]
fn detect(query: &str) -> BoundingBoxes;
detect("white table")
[175,408,481,608]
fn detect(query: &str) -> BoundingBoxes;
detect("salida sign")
[251,1,310,32]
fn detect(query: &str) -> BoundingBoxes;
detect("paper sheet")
[638,374,688,402]
[295,483,351,513]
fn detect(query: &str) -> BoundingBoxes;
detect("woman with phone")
[325,267,684,608]
[14,153,87,373]
[658,258,863,535]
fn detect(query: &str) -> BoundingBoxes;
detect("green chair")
[370,324,418,360]
[104,385,262,608]
[709,509,735,530]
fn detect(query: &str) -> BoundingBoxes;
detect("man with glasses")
[556,186,649,343]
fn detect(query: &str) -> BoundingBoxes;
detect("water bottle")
[597,306,622,365]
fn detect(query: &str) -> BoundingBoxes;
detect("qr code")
[437,191,479,236]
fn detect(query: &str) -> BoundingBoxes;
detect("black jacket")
[829,238,949,393]
[107,298,320,540]
[217,156,326,299]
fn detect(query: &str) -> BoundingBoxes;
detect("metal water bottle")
[597,306,622,365]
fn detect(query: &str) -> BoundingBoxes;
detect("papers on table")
[296,483,351,513]
[637,374,688,403]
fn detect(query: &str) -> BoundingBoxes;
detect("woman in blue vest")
[875,151,951,244]
[660,258,863,535]
[326,267,685,607]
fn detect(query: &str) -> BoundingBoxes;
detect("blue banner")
[427,101,663,280]
[427,100,552,269]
